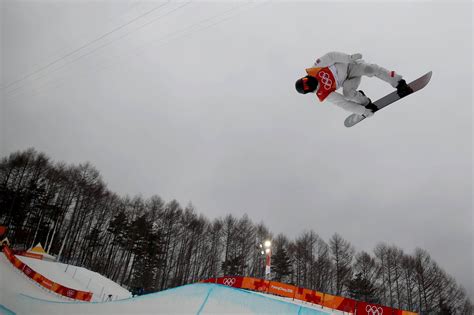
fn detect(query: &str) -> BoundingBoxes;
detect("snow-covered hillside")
[15,255,131,302]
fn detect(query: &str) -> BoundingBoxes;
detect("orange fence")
[202,276,417,315]
[17,252,44,260]
[2,245,93,302]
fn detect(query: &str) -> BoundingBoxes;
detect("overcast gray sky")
[1,0,472,299]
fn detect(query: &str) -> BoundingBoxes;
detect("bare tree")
[329,233,354,295]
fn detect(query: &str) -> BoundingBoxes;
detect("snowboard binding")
[358,90,379,113]
[396,79,414,98]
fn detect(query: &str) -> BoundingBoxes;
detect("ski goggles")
[301,77,312,92]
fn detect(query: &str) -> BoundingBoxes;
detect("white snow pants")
[342,62,402,105]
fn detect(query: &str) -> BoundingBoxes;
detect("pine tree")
[272,242,291,282]
[222,254,246,276]
[346,272,379,303]
[438,298,453,315]
[129,214,164,292]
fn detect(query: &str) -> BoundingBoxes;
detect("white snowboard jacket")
[311,51,367,115]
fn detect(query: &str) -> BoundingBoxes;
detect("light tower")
[263,240,272,280]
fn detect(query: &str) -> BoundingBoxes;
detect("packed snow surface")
[1,254,343,314]
[15,255,131,302]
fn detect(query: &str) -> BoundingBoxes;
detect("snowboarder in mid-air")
[295,51,414,118]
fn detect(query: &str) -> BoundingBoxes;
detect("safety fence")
[2,245,93,302]
[201,276,418,315]
[16,251,44,260]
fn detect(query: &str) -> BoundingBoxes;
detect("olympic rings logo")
[318,71,333,90]
[366,305,383,315]
[222,278,236,286]
[67,289,76,297]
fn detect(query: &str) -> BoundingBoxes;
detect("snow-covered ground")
[1,253,346,314]
[15,255,131,302]
[0,254,65,313]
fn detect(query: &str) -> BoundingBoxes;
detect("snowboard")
[344,71,432,128]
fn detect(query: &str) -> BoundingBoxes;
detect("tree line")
[0,148,471,314]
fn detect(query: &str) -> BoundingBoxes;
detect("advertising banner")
[242,277,269,292]
[202,276,417,315]
[294,287,322,304]
[214,276,244,288]
[267,281,296,298]
[356,302,395,315]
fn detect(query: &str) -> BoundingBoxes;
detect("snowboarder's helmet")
[295,76,318,94]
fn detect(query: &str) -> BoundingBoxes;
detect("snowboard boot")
[396,79,414,97]
[359,90,378,112]
[364,100,378,113]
